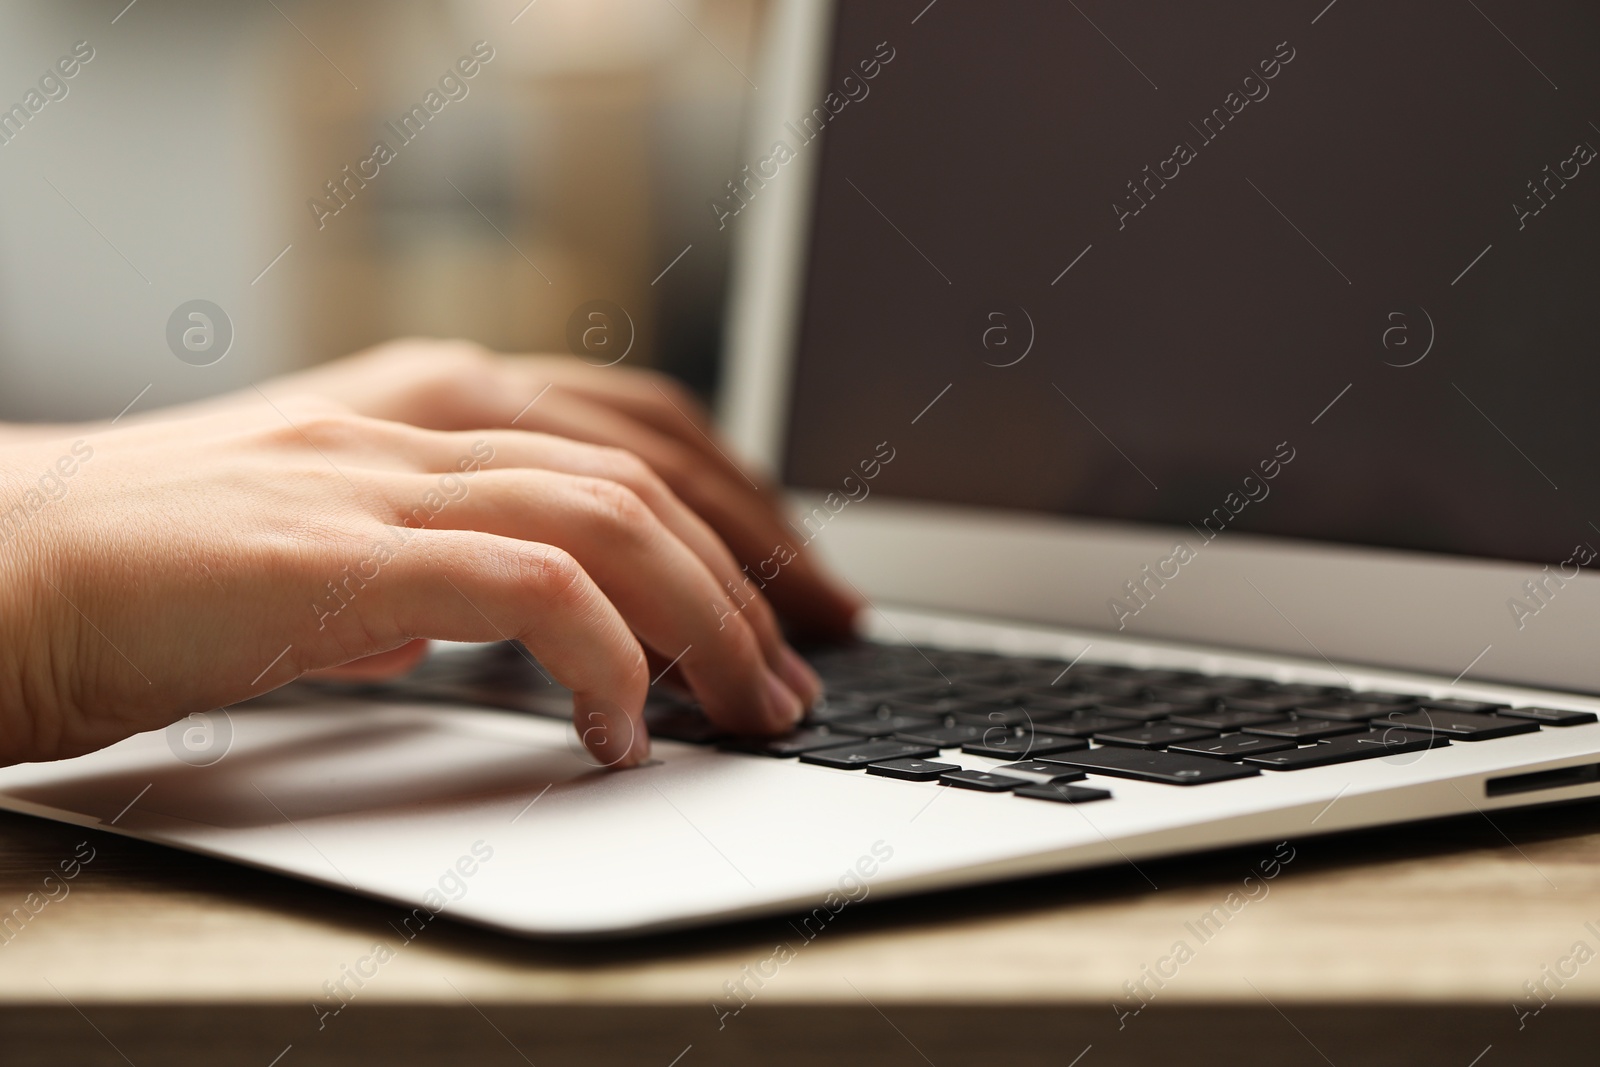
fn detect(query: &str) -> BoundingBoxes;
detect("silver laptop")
[3,0,1598,938]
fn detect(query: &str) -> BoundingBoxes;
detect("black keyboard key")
[1273,683,1353,698]
[866,757,961,781]
[960,734,1088,760]
[952,706,1050,727]
[835,694,937,711]
[891,723,985,748]
[1145,685,1225,706]
[1380,710,1541,741]
[831,712,944,737]
[940,769,1028,792]
[996,694,1105,716]
[1498,706,1600,727]
[992,761,1088,784]
[1244,729,1450,769]
[800,740,939,769]
[804,706,870,727]
[1095,701,1197,722]
[719,728,856,758]
[1168,734,1297,760]
[1352,691,1422,705]
[1044,747,1261,785]
[1094,723,1221,749]
[805,698,890,725]
[961,668,1071,689]
[1195,675,1269,693]
[1168,708,1287,730]
[1417,698,1507,714]
[1014,782,1114,804]
[900,684,1013,708]
[1224,693,1333,714]
[644,704,724,744]
[1242,718,1366,741]
[1307,701,1413,722]
[1034,711,1149,738]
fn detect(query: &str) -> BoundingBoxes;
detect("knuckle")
[283,408,370,449]
[597,445,651,481]
[513,542,588,609]
[570,476,654,535]
[595,447,670,500]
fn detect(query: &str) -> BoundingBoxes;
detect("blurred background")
[0,0,768,421]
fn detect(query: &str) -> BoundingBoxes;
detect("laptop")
[2,0,1598,938]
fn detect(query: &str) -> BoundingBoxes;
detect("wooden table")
[3,795,1599,1066]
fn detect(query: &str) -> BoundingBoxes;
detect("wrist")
[0,472,43,765]
[0,442,86,765]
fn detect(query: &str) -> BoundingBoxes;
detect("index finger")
[352,528,653,768]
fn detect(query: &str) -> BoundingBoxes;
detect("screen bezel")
[718,0,1600,694]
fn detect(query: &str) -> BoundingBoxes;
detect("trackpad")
[4,701,596,830]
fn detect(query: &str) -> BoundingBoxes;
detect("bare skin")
[0,340,860,769]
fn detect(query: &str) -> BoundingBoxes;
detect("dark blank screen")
[783,1,1600,567]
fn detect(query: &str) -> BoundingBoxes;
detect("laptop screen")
[781,1,1600,570]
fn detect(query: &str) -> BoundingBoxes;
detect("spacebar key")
[1243,729,1450,769]
[1044,747,1260,785]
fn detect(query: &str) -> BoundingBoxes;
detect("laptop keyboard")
[658,642,1596,804]
[386,639,1597,805]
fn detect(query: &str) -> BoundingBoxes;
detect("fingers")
[354,530,653,768]
[518,360,752,483]
[407,468,806,735]
[454,431,821,705]
[307,639,430,680]
[246,344,860,639]
[503,390,862,639]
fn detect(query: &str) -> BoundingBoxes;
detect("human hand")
[0,402,824,768]
[186,339,862,642]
